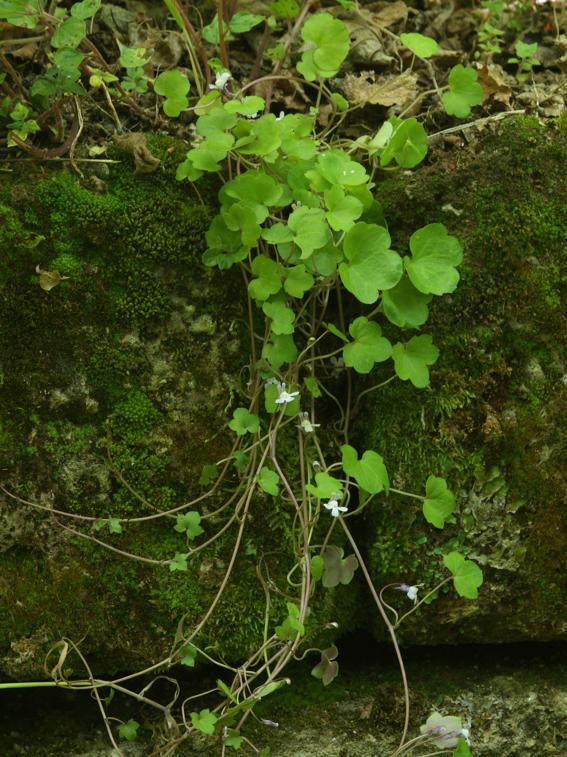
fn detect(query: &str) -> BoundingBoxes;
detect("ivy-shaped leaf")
[248,256,284,301]
[228,408,260,436]
[51,16,86,48]
[223,203,262,247]
[392,334,439,388]
[405,223,463,295]
[153,69,190,117]
[180,643,198,667]
[262,222,294,245]
[311,554,325,582]
[235,113,282,156]
[275,602,305,640]
[380,118,428,169]
[423,475,455,528]
[311,645,339,686]
[174,512,204,540]
[71,0,101,20]
[169,552,189,572]
[287,206,332,259]
[224,729,243,749]
[271,0,299,18]
[443,551,483,599]
[341,445,389,494]
[118,719,140,741]
[191,708,218,736]
[199,463,219,486]
[108,517,123,534]
[306,472,344,499]
[316,151,368,187]
[442,65,484,118]
[400,33,438,58]
[342,316,392,374]
[262,333,298,371]
[262,299,295,335]
[224,95,266,115]
[258,467,280,495]
[321,545,359,588]
[304,376,322,397]
[297,12,350,81]
[284,264,314,298]
[382,277,432,328]
[339,223,402,304]
[324,186,364,231]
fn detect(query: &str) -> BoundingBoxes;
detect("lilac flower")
[274,382,299,405]
[395,583,424,603]
[324,493,348,518]
[298,412,320,434]
[209,71,231,91]
[420,712,471,749]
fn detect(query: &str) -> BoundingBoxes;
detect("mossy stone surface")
[359,117,566,644]
[0,143,356,678]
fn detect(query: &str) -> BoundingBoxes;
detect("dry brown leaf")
[343,70,417,107]
[372,1,408,28]
[35,266,68,292]
[113,133,161,174]
[478,64,513,106]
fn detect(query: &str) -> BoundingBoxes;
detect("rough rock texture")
[358,117,566,644]
[0,119,564,682]
[3,644,567,756]
[0,138,357,678]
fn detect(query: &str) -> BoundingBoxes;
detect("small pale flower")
[298,412,320,434]
[276,111,285,120]
[275,382,299,405]
[396,583,424,603]
[420,712,466,749]
[324,494,347,518]
[210,70,231,90]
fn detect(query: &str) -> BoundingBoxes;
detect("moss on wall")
[359,117,566,643]
[0,142,348,678]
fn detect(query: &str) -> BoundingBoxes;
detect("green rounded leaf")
[248,256,283,301]
[71,0,101,20]
[317,151,368,187]
[382,277,432,328]
[400,33,438,59]
[423,475,455,529]
[324,186,364,232]
[405,223,463,295]
[263,299,295,335]
[284,264,314,298]
[343,317,392,374]
[262,333,298,370]
[441,65,484,118]
[306,472,344,499]
[392,334,439,388]
[191,708,218,736]
[297,12,350,81]
[118,719,140,742]
[51,17,86,48]
[288,206,332,258]
[258,466,280,496]
[341,445,389,494]
[228,408,260,436]
[174,511,204,539]
[443,551,483,599]
[339,223,402,303]
[380,118,428,169]
[154,69,190,117]
[224,95,266,115]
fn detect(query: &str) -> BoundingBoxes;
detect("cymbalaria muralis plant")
[0,1,494,755]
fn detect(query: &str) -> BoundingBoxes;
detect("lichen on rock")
[358,117,567,644]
